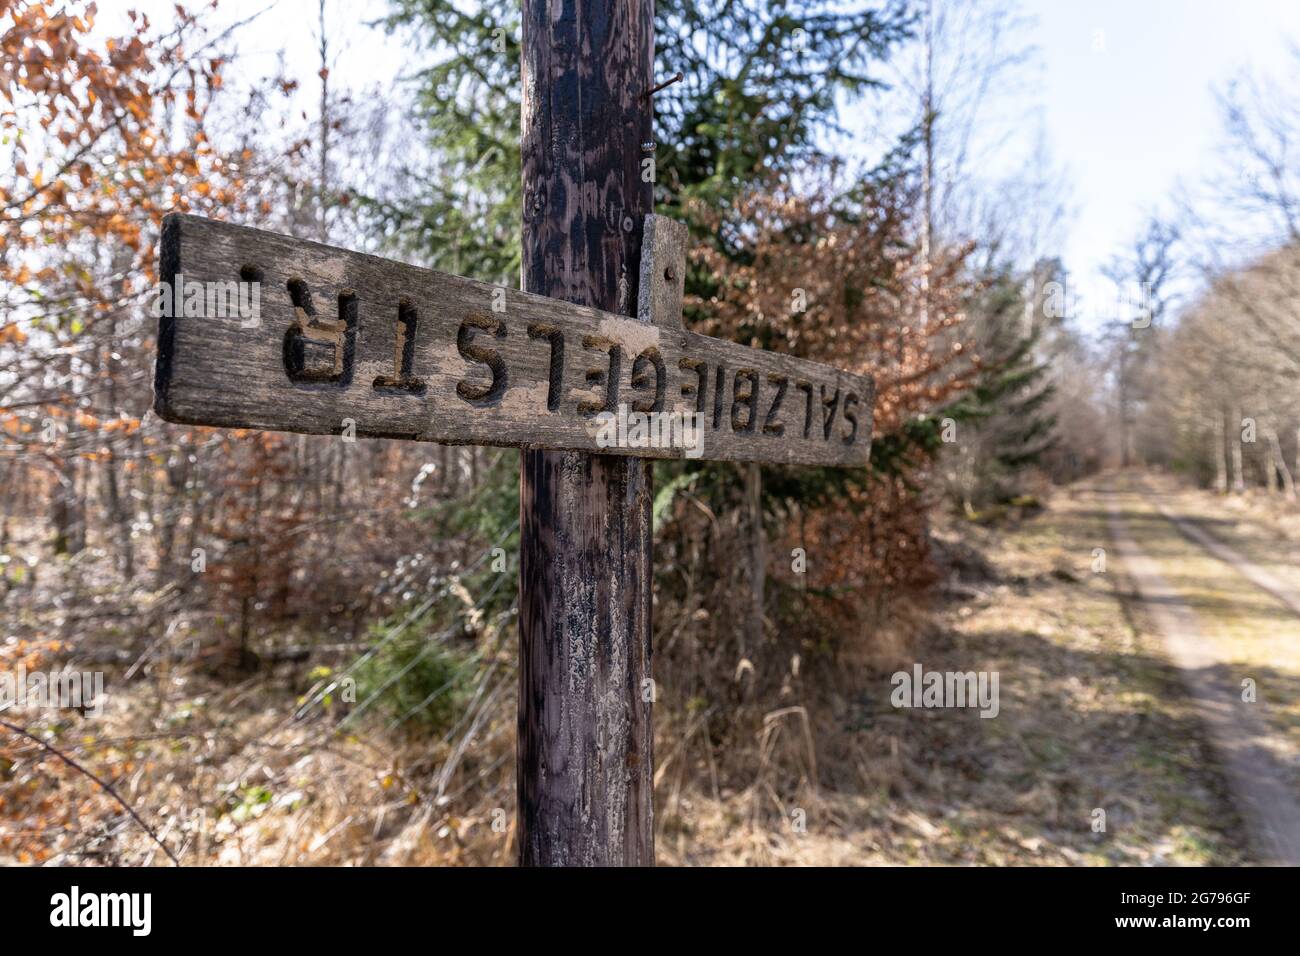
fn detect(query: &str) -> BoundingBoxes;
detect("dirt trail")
[1105,481,1300,865]
[1141,481,1300,618]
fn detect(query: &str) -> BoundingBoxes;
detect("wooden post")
[517,0,656,865]
[152,4,872,867]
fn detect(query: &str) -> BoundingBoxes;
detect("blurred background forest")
[3,0,1300,866]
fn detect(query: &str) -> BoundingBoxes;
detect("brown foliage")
[685,165,978,437]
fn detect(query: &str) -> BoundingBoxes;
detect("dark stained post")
[517,0,656,865]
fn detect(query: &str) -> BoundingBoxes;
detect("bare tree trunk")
[1266,425,1296,499]
[101,457,135,577]
[919,0,934,330]
[101,272,135,579]
[316,0,331,243]
[155,446,191,588]
[1213,410,1228,493]
[50,336,85,555]
[1118,346,1131,468]
[1230,405,1246,492]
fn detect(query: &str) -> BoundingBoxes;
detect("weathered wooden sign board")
[153,213,874,467]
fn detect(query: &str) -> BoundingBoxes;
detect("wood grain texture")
[516,0,655,868]
[152,213,875,467]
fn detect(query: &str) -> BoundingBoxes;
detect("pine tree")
[371,0,913,280]
[940,257,1061,510]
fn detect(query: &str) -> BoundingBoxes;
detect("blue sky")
[112,0,1300,331]
[1024,0,1300,325]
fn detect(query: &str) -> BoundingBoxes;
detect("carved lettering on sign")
[796,381,814,439]
[155,215,875,467]
[456,312,508,405]
[842,391,860,445]
[731,368,759,433]
[283,278,356,384]
[630,347,666,413]
[763,374,787,436]
[679,357,707,414]
[527,323,565,412]
[820,385,840,440]
[712,364,726,430]
[373,300,427,394]
[579,335,621,416]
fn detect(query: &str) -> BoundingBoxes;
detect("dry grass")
[2,478,1255,866]
[653,480,1248,865]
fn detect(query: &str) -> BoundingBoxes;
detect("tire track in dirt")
[1104,483,1300,866]
[1140,480,1300,617]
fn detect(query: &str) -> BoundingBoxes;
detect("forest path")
[1141,479,1300,617]
[669,478,1253,865]
[1103,476,1300,865]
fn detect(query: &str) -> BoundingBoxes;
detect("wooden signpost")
[153,214,874,467]
[152,0,874,867]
